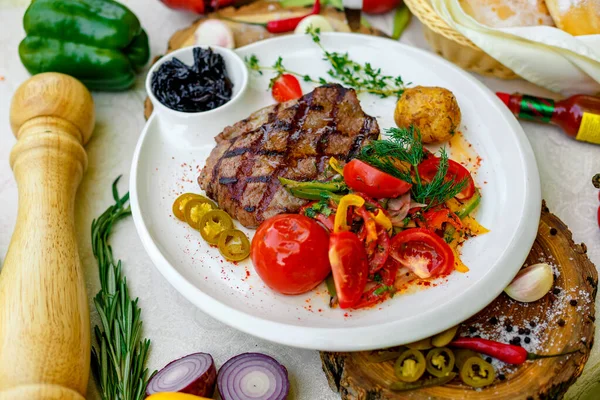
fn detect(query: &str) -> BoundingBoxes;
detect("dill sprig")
[244,27,406,98]
[359,127,467,207]
[91,177,155,400]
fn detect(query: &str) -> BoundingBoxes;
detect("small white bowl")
[146,45,249,129]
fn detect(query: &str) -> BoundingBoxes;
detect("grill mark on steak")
[229,105,282,203]
[347,116,371,161]
[315,89,345,172]
[255,97,312,219]
[198,84,380,228]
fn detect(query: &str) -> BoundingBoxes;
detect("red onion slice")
[146,352,216,397]
[218,353,290,400]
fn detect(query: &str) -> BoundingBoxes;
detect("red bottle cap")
[496,92,510,107]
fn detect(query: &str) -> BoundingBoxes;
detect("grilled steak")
[198,84,380,228]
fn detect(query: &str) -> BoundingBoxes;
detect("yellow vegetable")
[432,325,459,347]
[445,198,462,214]
[146,393,211,400]
[406,337,432,350]
[372,209,392,232]
[462,216,489,236]
[334,194,365,233]
[329,156,344,175]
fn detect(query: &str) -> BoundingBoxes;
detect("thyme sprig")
[359,127,467,207]
[91,177,155,400]
[245,27,406,98]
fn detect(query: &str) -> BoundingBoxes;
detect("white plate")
[130,33,541,351]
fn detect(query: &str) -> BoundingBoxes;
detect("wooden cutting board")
[321,201,597,399]
[144,1,386,119]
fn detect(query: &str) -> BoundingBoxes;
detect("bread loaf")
[544,0,600,35]
[460,0,555,27]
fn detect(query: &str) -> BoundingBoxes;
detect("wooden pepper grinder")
[0,73,94,400]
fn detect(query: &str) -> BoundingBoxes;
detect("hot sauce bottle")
[496,92,600,145]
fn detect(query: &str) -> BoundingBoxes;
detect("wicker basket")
[404,0,519,79]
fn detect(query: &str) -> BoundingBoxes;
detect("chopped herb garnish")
[245,27,406,98]
[374,285,396,296]
[373,273,383,283]
[359,126,467,208]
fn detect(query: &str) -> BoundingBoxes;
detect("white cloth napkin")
[430,0,600,95]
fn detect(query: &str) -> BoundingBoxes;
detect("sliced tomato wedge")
[421,207,463,232]
[271,74,302,103]
[329,231,369,309]
[389,228,454,279]
[343,159,412,199]
[418,158,475,200]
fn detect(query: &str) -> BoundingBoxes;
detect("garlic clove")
[294,15,334,35]
[193,20,235,49]
[504,263,554,303]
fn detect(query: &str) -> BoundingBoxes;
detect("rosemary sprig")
[245,27,406,98]
[359,127,467,207]
[91,177,154,400]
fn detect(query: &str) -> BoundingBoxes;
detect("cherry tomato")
[389,228,454,279]
[329,231,369,309]
[251,214,331,295]
[363,0,401,14]
[418,158,475,200]
[344,159,412,199]
[271,74,302,103]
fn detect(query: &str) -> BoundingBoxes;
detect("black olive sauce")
[151,47,233,112]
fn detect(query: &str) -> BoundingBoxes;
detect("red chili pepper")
[368,228,390,273]
[421,206,462,232]
[450,337,580,365]
[223,0,321,33]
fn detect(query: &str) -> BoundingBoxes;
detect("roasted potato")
[394,86,461,144]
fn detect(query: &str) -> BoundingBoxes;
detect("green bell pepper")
[19,0,150,91]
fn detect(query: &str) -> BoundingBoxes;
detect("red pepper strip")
[353,260,399,309]
[356,207,378,255]
[222,0,321,33]
[421,207,463,231]
[380,259,399,286]
[450,337,581,365]
[369,227,390,274]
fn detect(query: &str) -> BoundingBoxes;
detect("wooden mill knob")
[0,73,95,400]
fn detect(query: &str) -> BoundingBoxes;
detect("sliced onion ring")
[146,352,216,397]
[218,353,290,400]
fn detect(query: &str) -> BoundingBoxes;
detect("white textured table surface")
[1,1,599,399]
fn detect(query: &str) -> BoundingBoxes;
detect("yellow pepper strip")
[334,194,365,233]
[329,157,345,175]
[371,209,392,232]
[446,198,462,214]
[462,216,489,236]
[453,250,469,273]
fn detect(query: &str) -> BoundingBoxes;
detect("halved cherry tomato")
[272,74,302,103]
[329,231,369,309]
[418,158,475,200]
[251,214,331,295]
[421,207,463,232]
[343,159,412,199]
[389,228,454,279]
